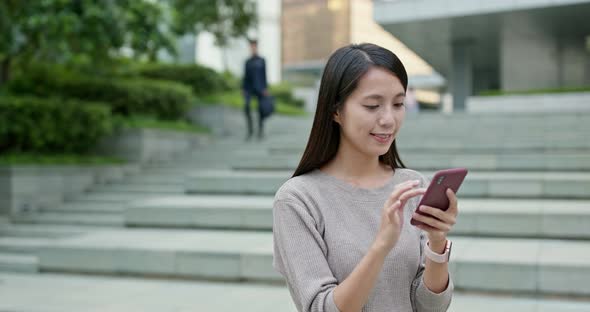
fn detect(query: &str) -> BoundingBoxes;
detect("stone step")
[90,183,183,194]
[178,140,590,159]
[185,170,590,199]
[0,272,297,312]
[178,148,271,158]
[51,201,125,214]
[0,237,55,254]
[125,195,272,230]
[0,253,38,273]
[0,223,98,238]
[185,170,290,195]
[2,273,590,312]
[12,212,124,227]
[228,153,590,172]
[125,174,185,184]
[454,199,590,239]
[124,196,590,239]
[71,191,171,203]
[142,166,229,176]
[32,229,590,296]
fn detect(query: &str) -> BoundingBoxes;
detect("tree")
[0,0,257,86]
[169,0,257,47]
[169,0,258,71]
[0,0,127,84]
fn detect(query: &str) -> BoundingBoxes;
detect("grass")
[479,86,590,96]
[197,91,308,116]
[0,153,126,166]
[116,116,210,134]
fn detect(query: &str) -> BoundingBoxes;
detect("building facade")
[282,0,443,107]
[374,0,590,110]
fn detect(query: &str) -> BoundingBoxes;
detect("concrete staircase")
[2,113,590,311]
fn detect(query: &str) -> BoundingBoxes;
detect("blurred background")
[1,0,590,311]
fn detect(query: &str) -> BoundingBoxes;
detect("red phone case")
[410,168,468,227]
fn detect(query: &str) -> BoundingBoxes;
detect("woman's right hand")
[373,179,425,253]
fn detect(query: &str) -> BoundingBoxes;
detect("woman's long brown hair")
[292,43,408,178]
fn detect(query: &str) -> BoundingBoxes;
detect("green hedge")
[7,65,193,120]
[136,63,232,96]
[269,83,305,108]
[0,96,113,153]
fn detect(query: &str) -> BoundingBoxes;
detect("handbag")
[260,95,275,119]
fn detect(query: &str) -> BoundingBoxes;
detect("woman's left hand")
[412,188,458,244]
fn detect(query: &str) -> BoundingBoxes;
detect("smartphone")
[410,168,468,227]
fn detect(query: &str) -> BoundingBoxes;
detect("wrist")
[425,239,452,263]
[370,241,391,259]
[427,239,447,254]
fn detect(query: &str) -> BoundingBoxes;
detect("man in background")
[242,39,268,141]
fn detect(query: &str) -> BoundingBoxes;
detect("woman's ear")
[333,110,341,124]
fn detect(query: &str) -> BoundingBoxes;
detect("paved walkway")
[2,273,590,312]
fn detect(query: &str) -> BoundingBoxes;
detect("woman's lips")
[370,133,392,143]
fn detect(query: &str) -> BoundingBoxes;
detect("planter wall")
[187,105,246,137]
[96,128,210,164]
[2,127,209,217]
[0,164,139,216]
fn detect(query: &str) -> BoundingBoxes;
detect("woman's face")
[334,66,406,159]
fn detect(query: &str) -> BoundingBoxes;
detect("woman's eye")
[364,105,379,110]
[394,103,405,108]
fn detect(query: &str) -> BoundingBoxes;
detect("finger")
[415,223,438,233]
[396,199,405,222]
[416,222,447,235]
[386,180,420,206]
[412,213,452,232]
[399,188,426,203]
[418,205,456,225]
[446,188,458,213]
[387,200,402,223]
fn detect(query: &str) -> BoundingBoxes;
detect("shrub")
[8,64,193,120]
[0,96,113,153]
[269,83,305,108]
[136,63,230,96]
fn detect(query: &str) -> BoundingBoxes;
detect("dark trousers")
[244,90,264,137]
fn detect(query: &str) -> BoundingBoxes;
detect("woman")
[272,43,457,312]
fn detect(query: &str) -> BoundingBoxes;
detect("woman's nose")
[378,108,395,127]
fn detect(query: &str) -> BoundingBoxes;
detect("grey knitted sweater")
[272,168,453,312]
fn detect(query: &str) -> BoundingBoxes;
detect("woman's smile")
[370,133,393,144]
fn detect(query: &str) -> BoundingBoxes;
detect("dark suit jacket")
[242,55,267,94]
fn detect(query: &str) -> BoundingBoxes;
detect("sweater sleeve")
[409,231,454,312]
[272,198,341,312]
